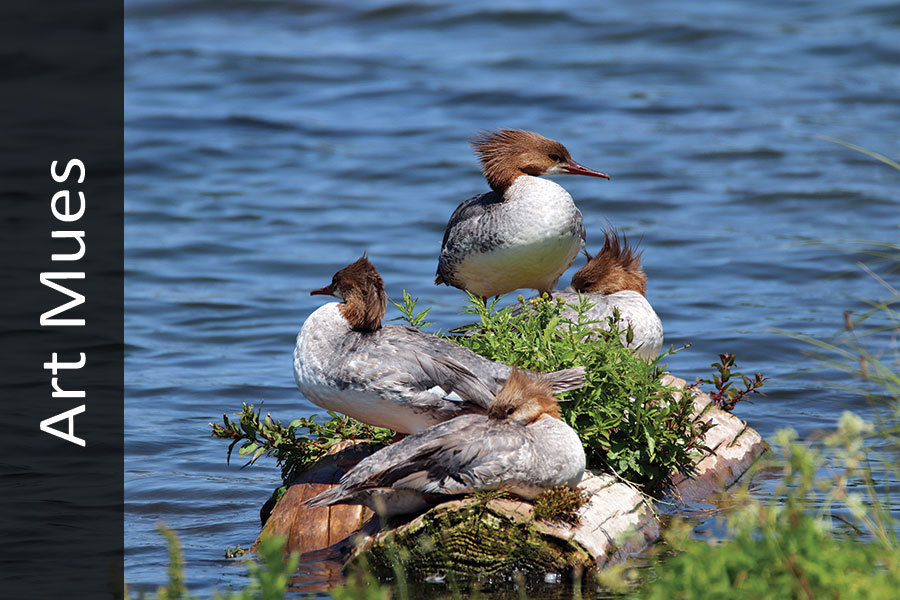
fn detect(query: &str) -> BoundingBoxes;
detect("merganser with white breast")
[556,229,663,360]
[435,129,609,301]
[305,369,586,517]
[293,257,585,434]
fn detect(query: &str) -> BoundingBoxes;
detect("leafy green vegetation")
[628,414,900,600]
[389,289,434,330]
[696,353,766,411]
[160,137,896,599]
[213,291,723,493]
[447,292,709,492]
[210,404,394,485]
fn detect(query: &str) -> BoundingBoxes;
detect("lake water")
[124,0,900,595]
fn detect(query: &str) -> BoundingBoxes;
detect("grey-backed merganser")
[435,129,609,302]
[293,257,585,434]
[304,368,586,517]
[555,229,664,361]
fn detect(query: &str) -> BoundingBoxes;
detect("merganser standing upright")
[294,257,585,434]
[435,129,609,302]
[558,229,663,360]
[304,368,586,517]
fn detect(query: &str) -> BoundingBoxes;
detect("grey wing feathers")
[388,326,510,385]
[379,326,582,398]
[574,210,586,247]
[304,485,348,508]
[413,354,496,409]
[307,418,524,506]
[381,325,583,398]
[440,192,496,250]
[376,424,523,495]
[436,192,501,286]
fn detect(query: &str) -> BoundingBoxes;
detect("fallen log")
[257,375,766,575]
[253,440,379,553]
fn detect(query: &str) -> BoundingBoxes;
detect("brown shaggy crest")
[488,368,561,424]
[334,256,387,333]
[471,129,572,193]
[570,229,647,295]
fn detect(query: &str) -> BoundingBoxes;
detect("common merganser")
[560,229,663,361]
[435,129,609,302]
[304,368,586,517]
[293,257,585,434]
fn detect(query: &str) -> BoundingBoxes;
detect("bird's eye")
[548,153,562,162]
[506,407,515,416]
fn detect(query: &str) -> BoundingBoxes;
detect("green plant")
[213,293,711,493]
[389,290,434,330]
[154,524,186,600]
[210,405,394,484]
[631,417,900,600]
[453,293,709,492]
[632,148,900,598]
[330,560,393,600]
[232,533,300,600]
[696,353,766,411]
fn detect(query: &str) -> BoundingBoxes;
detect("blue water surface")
[125,0,900,595]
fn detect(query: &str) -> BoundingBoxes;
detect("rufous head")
[311,256,387,332]
[570,228,647,296]
[488,368,562,425]
[472,129,610,194]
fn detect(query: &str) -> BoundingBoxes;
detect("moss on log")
[353,497,594,578]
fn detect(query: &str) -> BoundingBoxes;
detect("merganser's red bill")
[564,161,610,179]
[310,285,335,296]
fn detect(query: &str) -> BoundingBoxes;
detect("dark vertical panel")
[0,1,124,597]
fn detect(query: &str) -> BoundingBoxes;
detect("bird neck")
[338,286,386,332]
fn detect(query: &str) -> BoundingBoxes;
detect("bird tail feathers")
[542,366,586,394]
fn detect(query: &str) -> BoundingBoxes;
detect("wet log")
[662,375,767,504]
[350,470,658,579]
[253,440,380,554]
[257,375,766,574]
